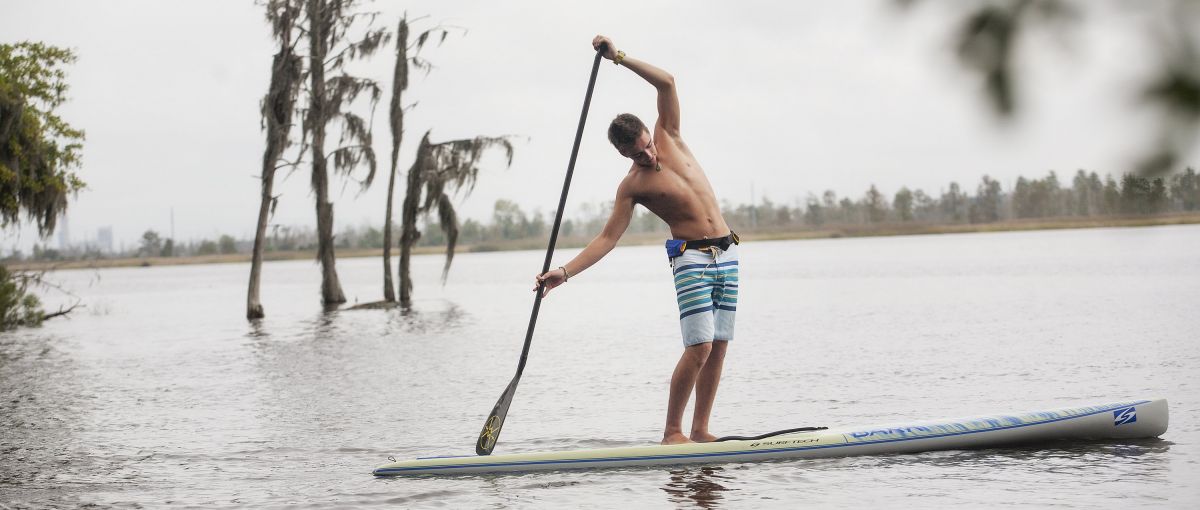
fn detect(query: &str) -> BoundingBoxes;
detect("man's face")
[618,131,657,168]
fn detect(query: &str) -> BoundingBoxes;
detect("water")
[2,225,1198,508]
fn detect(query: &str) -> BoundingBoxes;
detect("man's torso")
[624,129,730,240]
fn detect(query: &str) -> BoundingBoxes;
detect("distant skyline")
[2,1,1196,252]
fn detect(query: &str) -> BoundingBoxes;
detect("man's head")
[608,113,657,168]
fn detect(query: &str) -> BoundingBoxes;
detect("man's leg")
[662,342,712,445]
[690,339,728,442]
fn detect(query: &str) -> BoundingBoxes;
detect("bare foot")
[690,431,718,443]
[662,432,693,445]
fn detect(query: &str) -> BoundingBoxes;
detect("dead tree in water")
[381,17,408,303]
[248,0,303,320]
[302,0,389,306]
[398,132,513,307]
[382,16,455,302]
[248,0,388,312]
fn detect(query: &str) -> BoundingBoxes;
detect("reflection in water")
[966,438,1174,482]
[388,302,467,335]
[241,299,474,474]
[289,300,470,336]
[246,318,270,340]
[908,438,1173,470]
[662,465,737,509]
[308,310,340,338]
[250,300,469,344]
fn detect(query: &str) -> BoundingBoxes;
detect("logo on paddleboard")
[1113,406,1137,426]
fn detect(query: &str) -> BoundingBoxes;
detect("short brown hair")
[607,113,647,148]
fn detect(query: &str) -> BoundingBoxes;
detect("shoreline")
[7,212,1199,272]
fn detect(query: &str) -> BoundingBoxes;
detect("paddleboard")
[373,398,1167,476]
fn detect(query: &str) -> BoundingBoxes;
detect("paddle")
[476,46,607,456]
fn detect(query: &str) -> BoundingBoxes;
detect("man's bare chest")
[630,162,706,209]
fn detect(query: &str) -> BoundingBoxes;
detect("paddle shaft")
[477,48,606,455]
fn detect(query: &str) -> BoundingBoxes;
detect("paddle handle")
[524,47,605,371]
[476,47,606,456]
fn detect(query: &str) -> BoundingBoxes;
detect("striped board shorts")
[669,244,739,346]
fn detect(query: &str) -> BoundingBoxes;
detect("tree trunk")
[382,166,397,302]
[308,0,346,306]
[383,18,410,304]
[398,145,424,307]
[315,197,344,305]
[248,2,300,320]
[397,229,414,307]
[247,169,274,319]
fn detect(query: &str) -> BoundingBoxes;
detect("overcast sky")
[1,0,1193,251]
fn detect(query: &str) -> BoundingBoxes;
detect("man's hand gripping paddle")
[476,46,607,456]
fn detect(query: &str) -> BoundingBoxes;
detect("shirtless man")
[536,35,740,445]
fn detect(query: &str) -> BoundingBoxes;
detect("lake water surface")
[2,225,1198,508]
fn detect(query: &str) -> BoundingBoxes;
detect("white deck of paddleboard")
[373,398,1168,476]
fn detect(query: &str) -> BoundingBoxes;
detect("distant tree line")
[786,168,1198,229]
[458,168,1200,241]
[6,167,1196,264]
[356,167,1200,245]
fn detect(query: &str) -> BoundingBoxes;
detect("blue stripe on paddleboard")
[373,400,1151,475]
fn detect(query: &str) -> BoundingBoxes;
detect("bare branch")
[42,300,80,321]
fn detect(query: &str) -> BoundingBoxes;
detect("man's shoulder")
[654,128,690,159]
[653,123,684,146]
[617,167,641,193]
[618,165,660,202]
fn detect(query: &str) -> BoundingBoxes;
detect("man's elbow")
[656,73,675,91]
[593,232,621,252]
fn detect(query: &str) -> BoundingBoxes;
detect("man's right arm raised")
[592,35,681,138]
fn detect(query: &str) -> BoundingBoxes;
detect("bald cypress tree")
[380,16,441,303]
[247,0,389,311]
[377,18,514,307]
[398,132,513,307]
[248,0,304,320]
[380,17,409,303]
[302,0,389,306]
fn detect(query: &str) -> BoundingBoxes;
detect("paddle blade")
[476,378,518,455]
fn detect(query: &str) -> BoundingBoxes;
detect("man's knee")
[708,340,729,360]
[683,341,712,364]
